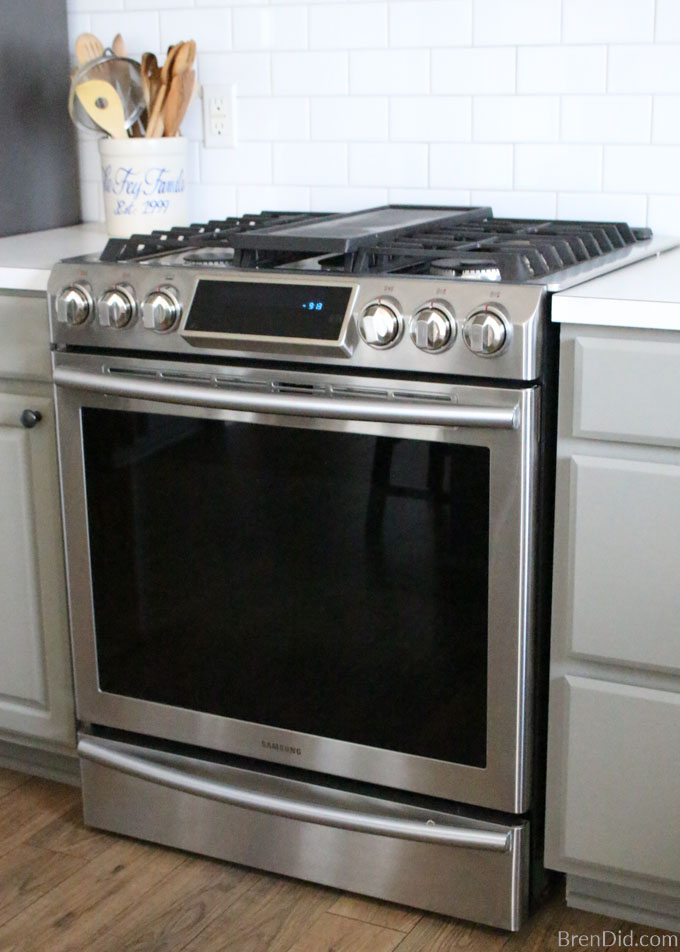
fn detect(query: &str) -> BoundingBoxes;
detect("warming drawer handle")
[78,737,512,853]
[54,367,520,430]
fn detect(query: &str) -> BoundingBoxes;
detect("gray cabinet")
[545,323,680,932]
[0,292,75,755]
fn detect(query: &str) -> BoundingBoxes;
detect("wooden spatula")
[163,68,195,137]
[74,32,105,65]
[75,80,127,138]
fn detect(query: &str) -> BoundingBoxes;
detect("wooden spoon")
[75,80,127,138]
[112,33,126,57]
[163,68,195,137]
[171,39,196,77]
[146,84,167,137]
[74,32,105,65]
[140,52,160,110]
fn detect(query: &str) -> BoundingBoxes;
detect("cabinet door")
[0,392,74,745]
[566,454,680,674]
[546,675,680,883]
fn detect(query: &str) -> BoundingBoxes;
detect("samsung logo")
[262,740,302,756]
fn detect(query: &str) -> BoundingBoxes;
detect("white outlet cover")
[202,84,237,149]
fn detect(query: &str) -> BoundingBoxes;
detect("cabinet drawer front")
[558,676,680,882]
[573,336,680,447]
[568,454,680,673]
[0,293,50,381]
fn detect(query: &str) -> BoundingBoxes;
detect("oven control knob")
[463,308,509,356]
[141,287,182,333]
[55,284,93,326]
[410,305,455,352]
[98,286,136,328]
[358,301,400,348]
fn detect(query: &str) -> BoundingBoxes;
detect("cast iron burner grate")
[100,206,653,283]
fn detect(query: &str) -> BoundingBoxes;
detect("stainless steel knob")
[55,284,93,326]
[463,308,509,356]
[358,301,400,348]
[141,287,182,332]
[410,305,454,352]
[98,286,136,328]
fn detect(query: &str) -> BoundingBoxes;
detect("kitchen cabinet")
[545,322,680,933]
[0,291,75,758]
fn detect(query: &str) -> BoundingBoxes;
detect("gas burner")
[183,247,235,266]
[429,258,502,282]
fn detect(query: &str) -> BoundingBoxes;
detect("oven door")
[54,351,538,814]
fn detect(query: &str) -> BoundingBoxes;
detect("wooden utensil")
[163,68,195,137]
[74,32,105,65]
[75,80,127,138]
[146,83,167,137]
[140,52,160,110]
[112,33,127,57]
[171,39,196,76]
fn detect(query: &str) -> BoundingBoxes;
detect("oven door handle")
[54,367,520,430]
[78,737,512,852]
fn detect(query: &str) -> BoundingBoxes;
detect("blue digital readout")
[302,301,324,310]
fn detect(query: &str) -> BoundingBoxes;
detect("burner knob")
[55,284,92,326]
[98,286,136,328]
[410,305,455,352]
[463,308,509,356]
[358,301,400,348]
[141,287,182,333]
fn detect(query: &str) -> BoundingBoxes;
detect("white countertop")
[552,241,680,331]
[0,223,108,293]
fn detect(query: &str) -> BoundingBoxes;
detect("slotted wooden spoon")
[75,80,127,138]
[75,32,105,65]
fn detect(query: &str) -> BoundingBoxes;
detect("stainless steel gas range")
[48,205,674,931]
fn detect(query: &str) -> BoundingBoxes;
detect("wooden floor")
[0,768,677,952]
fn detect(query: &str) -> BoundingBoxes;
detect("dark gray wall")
[0,0,81,237]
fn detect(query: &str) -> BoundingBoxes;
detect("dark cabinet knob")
[20,409,42,429]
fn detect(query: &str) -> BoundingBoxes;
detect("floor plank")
[285,911,405,952]
[180,873,336,952]
[0,836,186,952]
[0,844,86,925]
[0,778,79,859]
[83,854,256,952]
[329,894,422,932]
[0,768,31,792]
[27,803,114,861]
[388,913,507,952]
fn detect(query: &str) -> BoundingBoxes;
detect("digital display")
[185,280,354,341]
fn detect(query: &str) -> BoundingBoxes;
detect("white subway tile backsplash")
[239,98,309,142]
[515,145,602,191]
[199,53,271,95]
[473,96,559,143]
[656,0,680,44]
[390,97,471,142]
[311,187,389,211]
[389,1,472,49]
[557,191,648,224]
[609,46,680,94]
[190,184,237,221]
[201,143,272,185]
[237,186,311,213]
[648,195,680,234]
[349,143,428,186]
[430,144,513,189]
[388,187,471,205]
[561,96,652,144]
[273,52,348,95]
[563,0,654,45]
[470,189,557,218]
[604,146,680,193]
[78,137,102,181]
[274,143,347,184]
[473,0,560,46]
[160,9,230,54]
[68,0,122,11]
[90,11,160,52]
[517,47,606,94]
[311,98,388,141]
[79,181,103,223]
[652,97,680,144]
[432,48,515,94]
[350,50,429,94]
[233,7,307,52]
[67,13,91,49]
[310,3,387,50]
[125,0,188,9]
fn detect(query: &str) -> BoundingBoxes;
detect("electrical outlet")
[202,84,237,148]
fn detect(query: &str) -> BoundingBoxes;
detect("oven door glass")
[82,407,490,769]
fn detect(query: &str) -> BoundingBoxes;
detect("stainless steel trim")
[78,737,511,852]
[53,366,520,430]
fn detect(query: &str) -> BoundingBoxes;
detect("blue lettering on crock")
[102,163,185,216]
